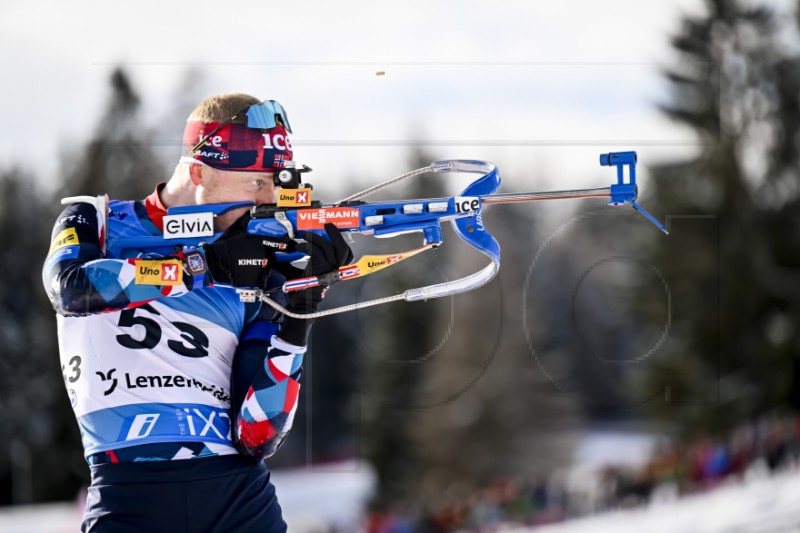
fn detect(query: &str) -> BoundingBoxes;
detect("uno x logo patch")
[134,259,183,286]
[277,188,312,207]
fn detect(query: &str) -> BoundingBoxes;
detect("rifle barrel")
[480,186,611,204]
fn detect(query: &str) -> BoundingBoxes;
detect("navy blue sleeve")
[43,202,191,316]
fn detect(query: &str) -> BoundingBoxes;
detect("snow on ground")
[502,467,800,533]
[3,462,800,532]
[0,460,375,533]
[270,459,375,532]
[0,502,80,533]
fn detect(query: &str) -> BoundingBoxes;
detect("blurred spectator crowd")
[365,412,800,533]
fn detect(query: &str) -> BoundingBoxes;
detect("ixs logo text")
[134,260,182,286]
[176,408,231,440]
[163,213,214,239]
[297,207,360,230]
[123,409,231,441]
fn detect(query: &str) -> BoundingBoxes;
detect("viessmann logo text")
[296,207,360,230]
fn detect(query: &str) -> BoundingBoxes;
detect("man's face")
[193,165,276,231]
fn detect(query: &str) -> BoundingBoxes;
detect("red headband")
[183,121,293,171]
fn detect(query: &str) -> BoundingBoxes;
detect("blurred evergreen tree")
[359,151,580,513]
[360,149,453,510]
[412,197,580,505]
[524,204,667,421]
[58,68,162,200]
[0,167,81,504]
[641,0,800,436]
[148,67,205,177]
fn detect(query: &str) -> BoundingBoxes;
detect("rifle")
[64,151,666,319]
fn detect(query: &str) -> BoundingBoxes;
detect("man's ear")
[188,163,203,186]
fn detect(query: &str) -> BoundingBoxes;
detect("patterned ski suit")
[42,186,302,464]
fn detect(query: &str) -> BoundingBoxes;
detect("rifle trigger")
[274,211,295,238]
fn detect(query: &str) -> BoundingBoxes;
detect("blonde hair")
[187,93,260,123]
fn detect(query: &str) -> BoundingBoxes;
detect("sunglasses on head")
[190,100,292,154]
